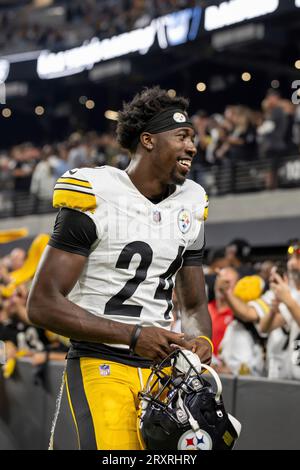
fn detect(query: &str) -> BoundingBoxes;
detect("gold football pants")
[51,357,153,450]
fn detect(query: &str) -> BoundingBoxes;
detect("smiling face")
[148,127,196,186]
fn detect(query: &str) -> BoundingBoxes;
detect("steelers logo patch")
[177,430,212,450]
[178,209,191,234]
[173,112,186,123]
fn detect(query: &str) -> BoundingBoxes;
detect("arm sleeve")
[182,223,205,266]
[48,208,98,257]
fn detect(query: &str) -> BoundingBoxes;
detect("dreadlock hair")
[116,86,189,153]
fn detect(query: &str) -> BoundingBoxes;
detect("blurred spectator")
[204,247,230,302]
[53,142,71,179]
[3,248,26,272]
[257,89,288,189]
[190,110,211,187]
[259,244,300,380]
[12,144,37,193]
[280,99,298,155]
[217,274,266,376]
[217,106,257,162]
[256,260,275,291]
[208,267,239,356]
[225,238,256,277]
[67,133,89,168]
[30,145,58,203]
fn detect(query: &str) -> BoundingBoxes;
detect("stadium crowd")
[171,237,300,381]
[1,88,300,217]
[0,248,68,382]
[0,0,202,55]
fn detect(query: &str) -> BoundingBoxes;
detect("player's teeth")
[179,160,191,168]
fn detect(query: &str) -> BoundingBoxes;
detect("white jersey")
[219,319,265,376]
[279,290,300,380]
[249,289,289,379]
[53,166,207,350]
[249,288,300,380]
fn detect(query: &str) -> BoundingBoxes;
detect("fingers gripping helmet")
[138,349,241,450]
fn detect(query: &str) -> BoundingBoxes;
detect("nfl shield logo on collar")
[99,364,110,376]
[153,210,161,223]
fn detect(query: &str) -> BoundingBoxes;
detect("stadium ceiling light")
[241,72,251,82]
[79,96,88,105]
[167,89,177,98]
[295,60,300,69]
[2,108,11,118]
[104,110,119,121]
[35,106,45,116]
[196,82,206,92]
[86,100,95,109]
[271,79,280,88]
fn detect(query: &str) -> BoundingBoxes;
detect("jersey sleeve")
[182,221,205,266]
[248,290,273,320]
[182,191,208,266]
[53,169,97,213]
[48,208,97,257]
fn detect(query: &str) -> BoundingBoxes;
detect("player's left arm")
[175,264,212,364]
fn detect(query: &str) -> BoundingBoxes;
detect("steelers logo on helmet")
[173,112,187,123]
[178,430,213,450]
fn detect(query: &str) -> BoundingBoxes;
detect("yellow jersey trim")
[255,298,270,315]
[204,193,209,221]
[57,177,92,189]
[53,189,96,212]
[65,372,81,450]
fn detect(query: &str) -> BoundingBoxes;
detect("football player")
[27,86,212,450]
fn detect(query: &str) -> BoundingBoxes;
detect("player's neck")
[126,160,170,200]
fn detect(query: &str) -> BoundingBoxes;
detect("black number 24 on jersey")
[104,241,184,320]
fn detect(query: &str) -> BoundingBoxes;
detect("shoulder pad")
[53,168,97,212]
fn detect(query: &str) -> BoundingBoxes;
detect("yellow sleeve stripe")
[204,194,209,220]
[255,298,270,315]
[53,189,97,212]
[57,177,92,188]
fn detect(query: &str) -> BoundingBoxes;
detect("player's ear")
[140,132,154,151]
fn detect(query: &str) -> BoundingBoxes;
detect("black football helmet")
[137,349,241,450]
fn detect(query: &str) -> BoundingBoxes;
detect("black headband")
[142,108,194,134]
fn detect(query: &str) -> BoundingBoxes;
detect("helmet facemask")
[138,349,241,450]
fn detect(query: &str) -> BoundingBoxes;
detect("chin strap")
[200,363,223,403]
[176,363,224,449]
[177,389,206,449]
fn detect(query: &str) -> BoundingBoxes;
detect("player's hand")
[170,337,213,364]
[270,272,292,305]
[134,326,185,362]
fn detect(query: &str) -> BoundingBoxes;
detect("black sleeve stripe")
[59,177,91,183]
[182,247,204,266]
[53,188,95,196]
[55,182,94,190]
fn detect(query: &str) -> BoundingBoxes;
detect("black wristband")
[129,325,143,355]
